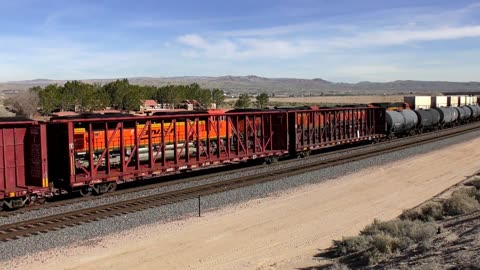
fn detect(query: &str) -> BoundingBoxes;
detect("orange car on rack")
[73,114,229,154]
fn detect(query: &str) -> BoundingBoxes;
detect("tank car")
[385,109,418,137]
[414,109,440,132]
[448,107,459,123]
[466,105,480,120]
[455,107,467,123]
[462,106,472,121]
[433,107,455,127]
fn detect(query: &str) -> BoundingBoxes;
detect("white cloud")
[174,2,480,61]
[177,34,319,59]
[330,25,480,48]
[176,23,480,61]
[217,22,353,37]
[238,38,317,57]
[177,34,211,49]
[178,34,238,58]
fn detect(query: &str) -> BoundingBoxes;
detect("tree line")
[31,79,226,114]
[4,79,270,118]
[234,93,269,109]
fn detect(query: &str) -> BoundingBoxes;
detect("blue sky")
[1,0,480,82]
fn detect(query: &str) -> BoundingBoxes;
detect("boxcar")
[47,110,289,195]
[284,107,386,155]
[0,119,50,209]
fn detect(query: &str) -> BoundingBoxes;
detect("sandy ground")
[5,136,480,270]
[268,95,404,104]
[226,95,404,105]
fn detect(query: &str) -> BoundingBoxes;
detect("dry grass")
[401,187,480,222]
[401,202,444,222]
[420,202,445,221]
[333,219,437,265]
[323,262,351,270]
[330,182,480,267]
[444,188,480,216]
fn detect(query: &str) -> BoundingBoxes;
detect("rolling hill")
[2,76,480,96]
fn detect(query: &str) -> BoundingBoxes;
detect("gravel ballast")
[1,130,479,261]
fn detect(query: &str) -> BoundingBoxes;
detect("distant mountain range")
[2,75,480,95]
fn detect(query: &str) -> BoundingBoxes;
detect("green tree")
[103,79,130,109]
[195,89,212,108]
[122,85,143,111]
[62,80,85,111]
[139,85,158,100]
[255,92,269,109]
[84,83,110,111]
[211,89,225,107]
[156,85,177,107]
[37,84,62,113]
[234,94,251,109]
[76,81,96,111]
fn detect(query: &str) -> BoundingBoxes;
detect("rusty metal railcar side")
[0,120,50,209]
[48,111,289,193]
[288,107,386,154]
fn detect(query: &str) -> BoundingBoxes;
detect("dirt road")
[6,137,480,270]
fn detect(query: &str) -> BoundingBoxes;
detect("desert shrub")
[400,208,422,221]
[455,187,478,197]
[333,235,370,256]
[400,202,444,222]
[368,233,401,254]
[333,219,437,265]
[406,221,438,246]
[325,262,351,270]
[420,202,444,221]
[444,188,480,216]
[361,219,436,249]
[465,179,480,189]
[361,233,402,264]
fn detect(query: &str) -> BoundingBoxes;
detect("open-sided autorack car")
[47,110,290,196]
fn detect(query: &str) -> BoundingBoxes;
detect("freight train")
[1,103,479,209]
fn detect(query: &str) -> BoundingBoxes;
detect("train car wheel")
[106,182,117,193]
[265,156,279,164]
[36,197,47,204]
[80,187,93,197]
[2,198,25,210]
[298,151,310,158]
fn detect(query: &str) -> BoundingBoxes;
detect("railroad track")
[1,122,480,242]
